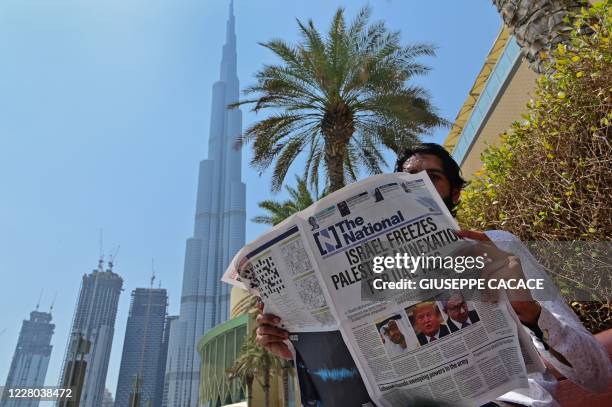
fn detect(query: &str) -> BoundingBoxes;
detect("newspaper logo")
[313,211,406,256]
[313,227,343,256]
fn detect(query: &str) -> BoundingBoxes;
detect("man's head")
[384,320,406,347]
[395,143,466,213]
[443,293,470,324]
[412,302,442,337]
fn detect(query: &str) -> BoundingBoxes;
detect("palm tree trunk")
[325,140,347,192]
[492,0,584,73]
[322,103,354,192]
[281,364,289,407]
[246,376,254,407]
[263,359,271,407]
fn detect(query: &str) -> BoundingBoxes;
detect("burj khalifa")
[164,2,246,405]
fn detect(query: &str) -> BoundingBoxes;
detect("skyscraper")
[58,260,123,407]
[114,288,168,407]
[101,389,114,407]
[1,308,55,407]
[164,1,246,405]
[159,315,176,407]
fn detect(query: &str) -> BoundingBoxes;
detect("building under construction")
[1,307,55,407]
[58,259,123,407]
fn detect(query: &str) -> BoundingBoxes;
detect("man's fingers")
[254,334,293,360]
[456,230,491,241]
[481,256,524,280]
[255,311,288,350]
[256,313,281,326]
[456,230,522,270]
[453,239,499,261]
[256,325,289,340]
[256,334,285,346]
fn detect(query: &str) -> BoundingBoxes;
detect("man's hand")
[456,230,542,325]
[255,302,292,360]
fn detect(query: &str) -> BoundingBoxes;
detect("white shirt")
[384,339,408,355]
[449,317,471,328]
[427,330,442,341]
[486,230,610,406]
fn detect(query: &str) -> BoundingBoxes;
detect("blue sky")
[0,0,501,397]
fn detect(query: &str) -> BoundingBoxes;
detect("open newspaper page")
[221,215,338,331]
[294,172,532,406]
[222,172,541,406]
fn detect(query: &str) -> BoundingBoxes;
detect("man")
[412,301,450,345]
[442,292,480,332]
[256,143,610,406]
[380,318,409,355]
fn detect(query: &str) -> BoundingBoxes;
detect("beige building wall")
[444,25,539,179]
[445,1,595,177]
[230,286,253,318]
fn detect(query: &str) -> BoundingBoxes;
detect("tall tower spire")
[164,2,246,406]
[227,0,235,45]
[220,0,238,91]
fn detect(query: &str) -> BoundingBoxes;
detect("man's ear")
[451,188,461,204]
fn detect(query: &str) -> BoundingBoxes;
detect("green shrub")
[457,1,611,333]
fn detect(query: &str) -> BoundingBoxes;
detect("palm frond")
[236,6,446,192]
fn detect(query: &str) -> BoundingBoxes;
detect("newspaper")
[223,172,544,406]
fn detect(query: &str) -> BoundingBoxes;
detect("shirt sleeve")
[486,230,611,392]
[534,303,610,391]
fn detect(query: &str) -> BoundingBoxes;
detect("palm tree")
[233,6,446,193]
[279,359,293,407]
[253,176,325,226]
[227,339,257,406]
[228,299,294,407]
[228,332,283,407]
[492,0,586,73]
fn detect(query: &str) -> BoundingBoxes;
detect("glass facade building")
[1,309,55,407]
[114,288,168,407]
[197,288,299,407]
[198,314,248,407]
[58,261,123,407]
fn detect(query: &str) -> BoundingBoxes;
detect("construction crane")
[108,245,120,272]
[50,291,58,313]
[37,290,42,310]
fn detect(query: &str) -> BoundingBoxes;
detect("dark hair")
[394,143,466,191]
